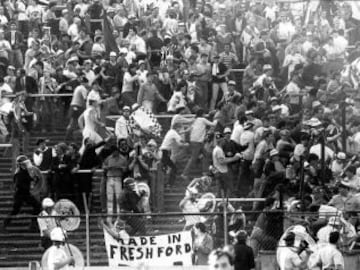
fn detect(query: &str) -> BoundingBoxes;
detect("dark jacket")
[119,189,142,213]
[14,168,33,193]
[5,31,24,50]
[15,76,38,94]
[234,243,255,270]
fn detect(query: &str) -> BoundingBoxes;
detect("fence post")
[82,193,90,267]
[223,199,228,246]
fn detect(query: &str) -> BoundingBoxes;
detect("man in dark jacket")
[119,178,146,235]
[3,155,41,230]
[234,231,255,270]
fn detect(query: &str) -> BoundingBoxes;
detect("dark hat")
[283,232,295,242]
[124,177,136,186]
[36,138,49,146]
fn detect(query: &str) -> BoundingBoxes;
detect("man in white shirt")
[317,217,342,244]
[212,133,241,197]
[181,107,217,179]
[37,198,58,250]
[309,231,344,270]
[115,106,132,143]
[160,123,188,186]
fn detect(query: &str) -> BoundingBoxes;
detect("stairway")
[0,119,202,267]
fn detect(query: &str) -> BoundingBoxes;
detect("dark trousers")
[237,159,254,197]
[161,150,177,185]
[4,191,41,227]
[41,236,52,250]
[215,171,232,198]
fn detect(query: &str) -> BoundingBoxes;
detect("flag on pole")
[102,11,119,54]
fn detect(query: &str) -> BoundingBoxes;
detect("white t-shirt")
[122,72,137,93]
[231,121,244,145]
[86,89,101,108]
[309,144,334,161]
[167,91,186,113]
[47,245,69,270]
[190,117,215,143]
[310,244,344,270]
[212,145,228,174]
[278,247,302,270]
[240,130,255,161]
[160,129,182,152]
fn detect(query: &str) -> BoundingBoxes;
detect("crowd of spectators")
[2,0,360,267]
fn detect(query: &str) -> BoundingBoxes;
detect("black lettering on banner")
[140,237,147,245]
[118,238,125,245]
[158,247,164,257]
[128,238,137,246]
[150,236,156,245]
[165,247,173,257]
[120,246,128,261]
[173,234,181,243]
[128,247,135,260]
[175,245,182,255]
[110,245,118,259]
[168,233,181,244]
[184,243,192,253]
[136,247,144,260]
[146,247,153,259]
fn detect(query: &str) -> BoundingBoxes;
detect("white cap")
[61,9,68,15]
[223,127,232,134]
[119,48,128,55]
[123,106,130,111]
[337,152,346,160]
[328,216,341,226]
[50,227,65,242]
[42,198,55,208]
[270,149,279,157]
[110,51,117,57]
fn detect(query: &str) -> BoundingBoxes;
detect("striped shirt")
[219,52,238,68]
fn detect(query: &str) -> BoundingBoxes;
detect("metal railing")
[1,210,359,267]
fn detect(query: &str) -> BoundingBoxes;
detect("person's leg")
[210,83,219,111]
[26,193,41,229]
[219,82,229,97]
[106,178,114,225]
[114,178,122,215]
[4,192,24,227]
[182,142,202,177]
[99,174,107,213]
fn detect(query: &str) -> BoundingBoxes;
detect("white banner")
[104,230,193,267]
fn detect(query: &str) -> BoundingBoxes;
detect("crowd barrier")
[2,210,360,269]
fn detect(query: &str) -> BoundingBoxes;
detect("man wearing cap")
[237,121,255,193]
[330,152,347,178]
[118,178,146,234]
[33,138,54,194]
[100,51,120,94]
[220,81,241,106]
[328,181,360,212]
[37,198,58,250]
[103,146,129,225]
[3,155,41,230]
